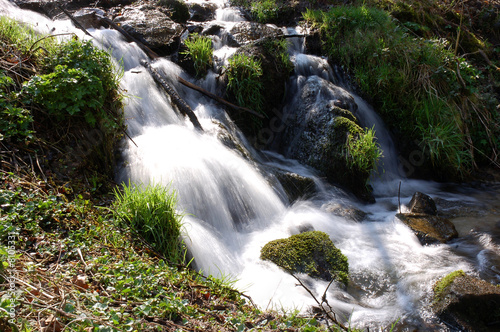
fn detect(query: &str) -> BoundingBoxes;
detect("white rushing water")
[2,1,499,329]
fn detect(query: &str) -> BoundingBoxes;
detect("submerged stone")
[275,171,317,202]
[260,231,349,284]
[433,271,500,331]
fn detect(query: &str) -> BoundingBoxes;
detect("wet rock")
[433,271,500,331]
[275,171,316,202]
[229,22,284,46]
[408,191,438,215]
[277,76,374,202]
[396,213,458,244]
[73,8,106,29]
[323,202,367,222]
[113,4,183,56]
[188,3,217,22]
[260,231,349,284]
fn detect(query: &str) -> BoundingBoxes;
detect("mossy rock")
[433,270,500,331]
[260,231,349,284]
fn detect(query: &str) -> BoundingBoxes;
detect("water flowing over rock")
[396,213,458,244]
[277,75,373,201]
[274,171,317,202]
[433,271,500,331]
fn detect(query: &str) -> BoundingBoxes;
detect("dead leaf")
[72,274,89,289]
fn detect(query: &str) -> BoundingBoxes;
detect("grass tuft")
[114,181,186,265]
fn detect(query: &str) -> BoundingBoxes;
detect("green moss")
[333,116,363,136]
[433,270,465,303]
[260,231,349,285]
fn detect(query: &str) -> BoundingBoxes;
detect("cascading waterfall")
[2,0,499,329]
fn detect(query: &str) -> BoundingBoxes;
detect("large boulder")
[113,4,184,56]
[277,76,374,202]
[260,231,349,284]
[433,270,500,331]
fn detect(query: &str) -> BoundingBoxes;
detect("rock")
[113,4,184,56]
[433,270,500,331]
[73,8,106,29]
[157,0,190,23]
[396,213,458,244]
[408,192,437,215]
[275,171,317,202]
[277,75,374,202]
[323,202,367,222]
[229,22,284,46]
[188,3,217,22]
[260,231,349,284]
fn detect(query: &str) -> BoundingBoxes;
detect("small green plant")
[113,182,186,265]
[345,126,383,176]
[226,53,264,114]
[0,72,33,141]
[263,38,294,74]
[181,33,213,78]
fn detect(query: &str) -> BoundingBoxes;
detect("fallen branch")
[177,76,264,118]
[291,274,348,331]
[140,59,203,131]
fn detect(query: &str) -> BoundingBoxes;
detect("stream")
[2,0,499,330]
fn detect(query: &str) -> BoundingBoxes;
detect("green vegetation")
[23,39,122,129]
[226,53,264,115]
[251,0,278,23]
[260,231,349,285]
[114,182,186,265]
[345,126,382,177]
[303,4,499,177]
[263,38,294,74]
[181,33,213,78]
[433,269,465,303]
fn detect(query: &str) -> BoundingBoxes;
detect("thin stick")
[398,181,402,214]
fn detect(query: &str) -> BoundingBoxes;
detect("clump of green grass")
[251,0,278,23]
[113,182,186,265]
[346,126,383,177]
[181,33,213,78]
[226,53,264,115]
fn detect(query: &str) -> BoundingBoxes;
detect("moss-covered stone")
[260,231,349,284]
[433,271,500,331]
